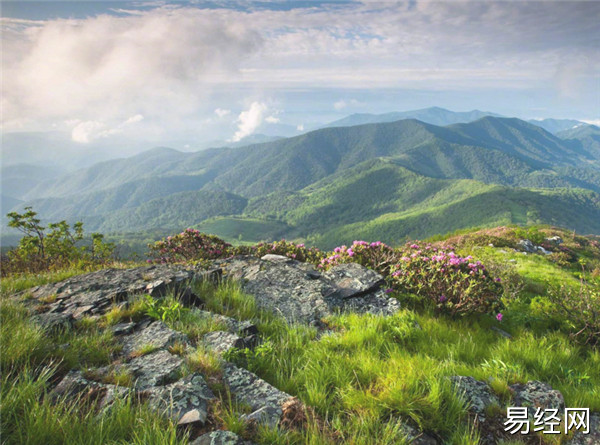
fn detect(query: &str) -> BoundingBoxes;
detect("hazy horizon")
[1,0,599,158]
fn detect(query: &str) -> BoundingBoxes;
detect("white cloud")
[582,119,600,127]
[214,108,231,118]
[296,124,305,131]
[231,101,267,142]
[69,114,144,143]
[333,100,347,110]
[265,115,280,123]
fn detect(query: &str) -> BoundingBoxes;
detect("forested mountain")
[4,116,600,246]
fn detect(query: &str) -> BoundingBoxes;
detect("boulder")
[509,380,565,417]
[221,255,398,325]
[450,376,500,422]
[51,370,129,410]
[222,363,292,428]
[190,430,253,445]
[203,331,246,354]
[121,321,188,357]
[143,373,215,427]
[570,413,600,445]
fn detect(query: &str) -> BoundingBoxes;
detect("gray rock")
[509,380,565,417]
[569,413,600,445]
[121,321,188,356]
[518,239,537,253]
[32,311,74,332]
[51,370,129,410]
[203,331,246,354]
[322,263,384,299]
[111,321,137,336]
[144,373,214,427]
[450,376,500,421]
[221,255,397,325]
[190,430,252,445]
[20,266,209,329]
[222,363,292,427]
[400,422,438,445]
[546,236,563,245]
[122,350,184,389]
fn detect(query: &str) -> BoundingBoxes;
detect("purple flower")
[495,277,502,283]
[496,313,503,322]
[385,288,393,294]
[439,295,447,303]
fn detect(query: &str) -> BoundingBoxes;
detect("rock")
[190,430,252,445]
[144,373,214,427]
[32,311,74,333]
[546,236,563,245]
[450,376,500,422]
[322,263,384,299]
[221,255,397,325]
[116,349,184,389]
[22,266,205,325]
[192,309,258,336]
[111,321,137,336]
[121,321,188,356]
[203,331,246,354]
[518,239,536,253]
[400,422,438,445]
[570,413,600,445]
[509,380,565,417]
[51,370,129,409]
[222,363,292,427]
[179,287,204,307]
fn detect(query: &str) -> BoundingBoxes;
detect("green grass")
[2,227,599,445]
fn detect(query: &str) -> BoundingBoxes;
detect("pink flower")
[410,244,419,249]
[347,248,354,257]
[496,313,503,322]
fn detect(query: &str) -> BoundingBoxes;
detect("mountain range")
[3,112,600,248]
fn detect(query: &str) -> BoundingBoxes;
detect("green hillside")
[4,117,600,245]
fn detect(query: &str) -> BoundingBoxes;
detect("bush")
[547,284,600,346]
[389,244,503,316]
[2,207,114,276]
[233,239,324,264]
[148,229,231,265]
[318,240,399,276]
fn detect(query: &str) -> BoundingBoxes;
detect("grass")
[2,226,599,445]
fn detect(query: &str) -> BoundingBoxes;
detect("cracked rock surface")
[220,255,399,325]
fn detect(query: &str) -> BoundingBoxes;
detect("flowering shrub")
[389,244,503,316]
[233,240,323,264]
[319,240,399,276]
[148,229,231,264]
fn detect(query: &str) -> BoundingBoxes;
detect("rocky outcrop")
[450,376,500,422]
[19,261,420,443]
[509,380,565,416]
[222,363,293,428]
[221,255,399,326]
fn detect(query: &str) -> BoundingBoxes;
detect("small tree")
[3,207,114,274]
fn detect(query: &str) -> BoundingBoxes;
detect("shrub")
[547,284,600,346]
[2,207,114,276]
[233,239,324,264]
[148,229,231,265]
[142,295,189,324]
[389,244,503,316]
[318,240,399,276]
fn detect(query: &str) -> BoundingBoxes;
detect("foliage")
[233,239,324,264]
[390,243,503,316]
[142,295,189,324]
[3,207,114,276]
[547,284,600,346]
[318,240,399,275]
[148,228,231,264]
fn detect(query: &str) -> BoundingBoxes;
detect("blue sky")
[2,0,599,149]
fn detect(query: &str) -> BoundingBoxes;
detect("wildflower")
[385,288,393,294]
[410,244,419,249]
[496,313,503,322]
[439,295,447,303]
[347,248,354,257]
[495,277,502,283]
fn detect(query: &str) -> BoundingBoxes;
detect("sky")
[1,0,599,152]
